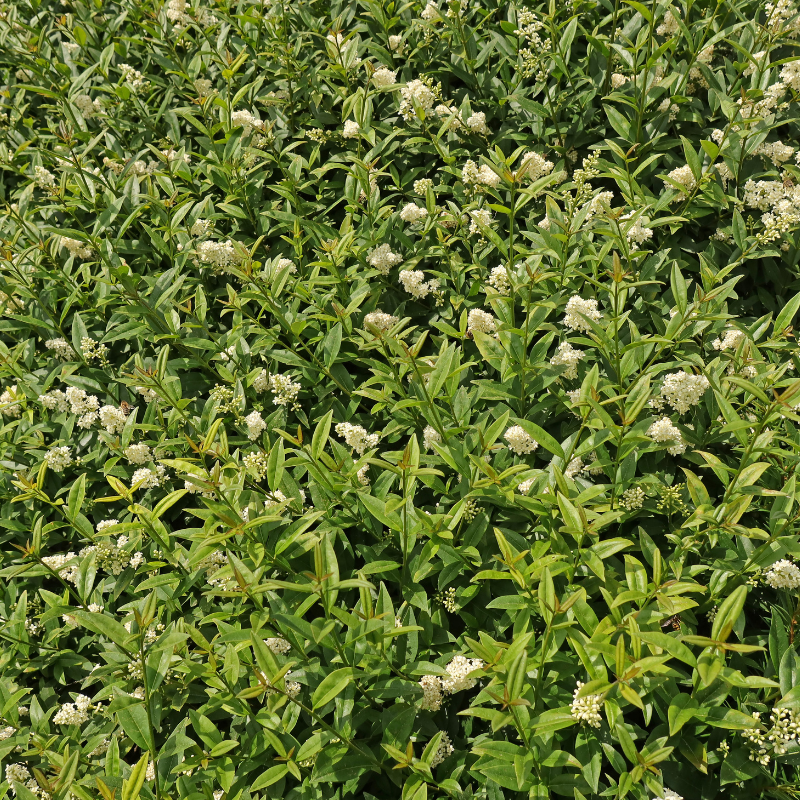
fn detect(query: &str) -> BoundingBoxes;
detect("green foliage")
[0,0,800,799]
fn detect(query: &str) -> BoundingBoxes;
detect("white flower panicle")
[519,151,554,181]
[46,338,74,360]
[467,309,496,335]
[550,342,584,379]
[504,425,538,455]
[441,655,484,693]
[53,694,94,725]
[419,674,443,711]
[399,269,439,299]
[372,67,397,88]
[364,310,399,331]
[465,111,490,135]
[647,417,686,455]
[764,560,800,590]
[399,202,428,224]
[368,243,403,275]
[120,64,148,93]
[197,240,241,271]
[99,405,128,434]
[564,296,602,332]
[0,385,22,417]
[245,410,267,440]
[462,159,501,190]
[399,78,436,120]
[61,236,94,260]
[571,681,603,727]
[620,486,645,511]
[486,265,510,294]
[660,371,710,413]
[665,164,697,201]
[343,120,360,138]
[131,465,167,489]
[712,328,744,351]
[336,422,378,454]
[423,425,441,450]
[414,178,433,195]
[124,443,152,464]
[654,790,683,800]
[45,446,72,472]
[266,637,292,655]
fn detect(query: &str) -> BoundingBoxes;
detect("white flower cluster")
[231,109,263,132]
[654,790,683,800]
[550,342,584,380]
[0,385,21,417]
[655,8,680,36]
[570,681,603,727]
[563,296,602,332]
[647,417,686,455]
[124,443,152,464]
[620,213,654,246]
[659,371,709,413]
[414,178,433,194]
[764,560,800,590]
[254,372,300,407]
[465,111,490,135]
[620,486,645,511]
[45,338,74,359]
[99,404,128,434]
[53,694,94,725]
[399,269,439,299]
[467,308,496,335]
[245,410,267,440]
[266,636,292,655]
[664,164,696,201]
[131,464,168,489]
[469,208,493,236]
[399,202,428,224]
[742,707,800,765]
[120,63,149,93]
[504,425,538,455]
[368,243,403,275]
[34,165,56,189]
[197,240,241,271]
[60,236,94,260]
[754,140,795,167]
[372,67,397,88]
[45,445,72,472]
[418,656,484,711]
[364,310,398,331]
[712,328,744,351]
[486,265,510,294]
[423,425,441,450]
[399,78,436,120]
[520,151,554,181]
[343,120,360,138]
[462,159,500,190]
[336,422,378,454]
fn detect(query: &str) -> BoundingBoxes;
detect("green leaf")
[311,410,333,461]
[122,753,150,800]
[312,668,358,710]
[711,585,748,643]
[117,704,153,751]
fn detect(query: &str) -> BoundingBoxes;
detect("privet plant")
[2,0,800,798]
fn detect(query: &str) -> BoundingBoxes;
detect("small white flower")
[343,120,360,138]
[504,426,538,455]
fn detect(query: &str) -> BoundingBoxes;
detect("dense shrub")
[1,0,800,798]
